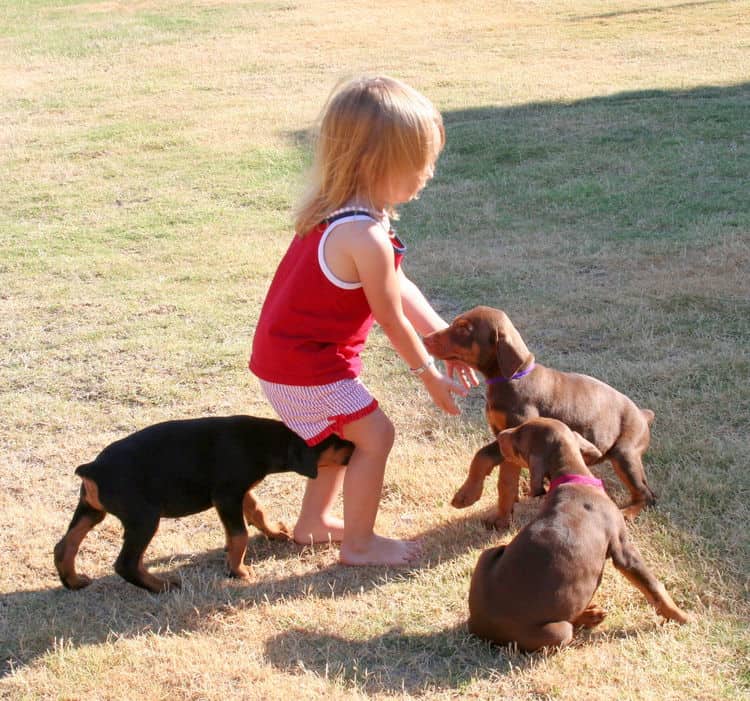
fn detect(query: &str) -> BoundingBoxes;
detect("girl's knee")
[344,409,395,454]
[379,414,396,450]
[363,411,395,454]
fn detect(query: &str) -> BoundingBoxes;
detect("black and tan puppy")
[423,306,656,529]
[54,416,353,592]
[468,417,688,652]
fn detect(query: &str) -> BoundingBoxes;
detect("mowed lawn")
[1,1,748,699]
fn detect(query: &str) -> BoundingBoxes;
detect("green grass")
[431,85,750,249]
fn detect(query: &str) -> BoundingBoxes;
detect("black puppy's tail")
[75,462,96,478]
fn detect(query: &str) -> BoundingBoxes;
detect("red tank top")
[249,210,406,386]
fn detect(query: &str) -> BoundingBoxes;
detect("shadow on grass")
[261,622,654,695]
[0,494,681,689]
[427,83,749,254]
[263,623,519,694]
[570,0,730,22]
[289,82,749,257]
[0,509,499,678]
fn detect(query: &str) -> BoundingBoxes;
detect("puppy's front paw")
[621,501,647,521]
[228,564,253,581]
[482,513,511,531]
[159,578,181,593]
[142,575,180,593]
[267,522,293,541]
[451,481,483,508]
[658,603,690,624]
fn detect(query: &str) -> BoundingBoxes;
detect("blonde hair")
[294,75,445,236]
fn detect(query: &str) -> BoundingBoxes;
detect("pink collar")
[548,474,604,493]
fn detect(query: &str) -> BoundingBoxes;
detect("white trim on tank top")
[317,211,391,290]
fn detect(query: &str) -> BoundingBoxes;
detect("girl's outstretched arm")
[398,270,448,335]
[399,269,479,389]
[339,221,466,414]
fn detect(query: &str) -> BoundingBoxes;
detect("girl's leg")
[338,408,420,566]
[293,464,346,544]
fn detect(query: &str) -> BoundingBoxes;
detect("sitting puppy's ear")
[572,431,603,465]
[529,454,548,497]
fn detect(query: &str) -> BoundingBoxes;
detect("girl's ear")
[529,454,547,497]
[572,431,603,465]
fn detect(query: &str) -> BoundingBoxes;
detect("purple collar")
[548,474,604,493]
[486,362,536,385]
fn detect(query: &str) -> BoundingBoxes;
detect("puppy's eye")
[455,323,472,338]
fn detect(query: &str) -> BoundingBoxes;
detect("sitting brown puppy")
[54,415,353,593]
[423,306,656,529]
[468,417,688,652]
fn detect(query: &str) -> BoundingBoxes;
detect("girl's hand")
[420,367,467,415]
[444,359,479,390]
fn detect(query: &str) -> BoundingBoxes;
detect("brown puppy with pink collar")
[467,417,688,652]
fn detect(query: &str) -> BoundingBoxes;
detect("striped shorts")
[257,377,378,445]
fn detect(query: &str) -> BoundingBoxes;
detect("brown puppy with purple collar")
[423,306,656,529]
[467,417,688,652]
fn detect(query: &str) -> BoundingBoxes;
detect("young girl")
[250,75,477,566]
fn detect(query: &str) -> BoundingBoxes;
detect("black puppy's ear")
[529,454,548,497]
[286,438,319,479]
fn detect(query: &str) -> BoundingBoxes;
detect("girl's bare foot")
[339,534,421,566]
[293,514,345,545]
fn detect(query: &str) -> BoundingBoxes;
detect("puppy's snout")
[422,329,450,357]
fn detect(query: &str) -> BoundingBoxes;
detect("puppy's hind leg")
[518,620,574,652]
[572,603,607,628]
[114,511,176,593]
[610,451,656,520]
[54,491,106,590]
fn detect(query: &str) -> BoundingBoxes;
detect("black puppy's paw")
[266,522,292,540]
